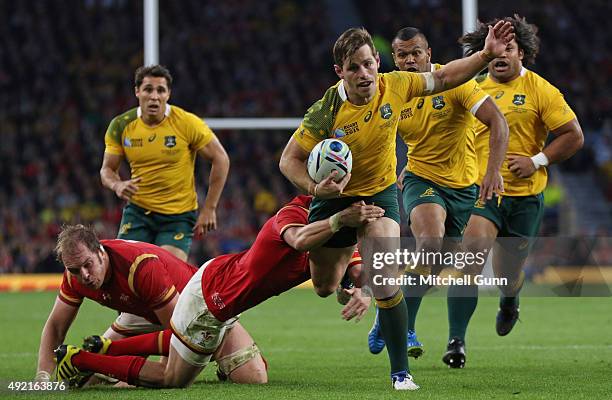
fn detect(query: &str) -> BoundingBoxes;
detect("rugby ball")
[307,139,352,183]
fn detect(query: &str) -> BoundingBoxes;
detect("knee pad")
[216,343,262,381]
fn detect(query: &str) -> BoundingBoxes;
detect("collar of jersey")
[137,104,172,118]
[337,80,378,107]
[337,81,348,101]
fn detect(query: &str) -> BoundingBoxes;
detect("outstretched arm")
[427,21,514,95]
[282,201,385,252]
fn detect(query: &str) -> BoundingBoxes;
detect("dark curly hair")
[459,14,540,65]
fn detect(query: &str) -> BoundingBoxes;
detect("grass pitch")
[0,289,610,399]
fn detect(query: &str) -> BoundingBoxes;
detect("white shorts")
[111,313,163,336]
[170,259,238,367]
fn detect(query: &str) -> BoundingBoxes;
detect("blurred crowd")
[0,0,609,272]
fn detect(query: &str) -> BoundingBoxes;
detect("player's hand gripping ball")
[307,139,352,183]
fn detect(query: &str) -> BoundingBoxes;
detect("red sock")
[72,352,146,385]
[108,329,171,356]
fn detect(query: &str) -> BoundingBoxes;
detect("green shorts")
[118,203,197,254]
[308,184,400,248]
[471,191,544,256]
[402,172,477,239]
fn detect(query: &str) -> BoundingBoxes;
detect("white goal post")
[206,118,302,130]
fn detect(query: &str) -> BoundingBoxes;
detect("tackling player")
[100,65,230,261]
[279,24,514,389]
[35,225,262,384]
[453,15,583,366]
[366,27,508,367]
[54,196,380,388]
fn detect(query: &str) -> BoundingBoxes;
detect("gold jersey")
[293,72,424,196]
[399,64,488,188]
[475,68,576,196]
[104,104,215,214]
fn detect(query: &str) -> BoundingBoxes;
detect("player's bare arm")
[474,97,509,201]
[280,137,350,199]
[195,136,230,236]
[100,152,141,201]
[508,118,583,179]
[282,201,385,252]
[427,21,514,95]
[153,295,178,328]
[36,298,79,380]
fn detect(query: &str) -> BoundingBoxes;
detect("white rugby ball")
[307,139,352,183]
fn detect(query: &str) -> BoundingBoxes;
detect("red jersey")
[59,239,198,325]
[202,195,313,321]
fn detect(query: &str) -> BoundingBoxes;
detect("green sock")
[378,292,409,374]
[401,273,429,332]
[447,284,478,340]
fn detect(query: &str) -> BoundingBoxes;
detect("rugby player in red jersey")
[35,225,262,384]
[55,196,383,388]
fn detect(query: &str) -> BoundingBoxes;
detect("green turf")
[0,290,610,399]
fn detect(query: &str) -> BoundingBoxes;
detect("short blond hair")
[333,27,377,66]
[55,224,101,261]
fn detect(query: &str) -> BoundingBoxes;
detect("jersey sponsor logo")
[174,232,185,241]
[400,108,413,120]
[130,138,143,147]
[512,94,526,106]
[120,294,130,303]
[416,98,425,109]
[119,222,132,235]
[164,135,177,148]
[341,122,359,135]
[495,90,505,99]
[123,137,132,147]
[432,95,445,110]
[419,187,436,197]
[148,133,156,142]
[379,103,393,119]
[364,110,373,122]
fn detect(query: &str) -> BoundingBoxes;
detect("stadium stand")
[0,0,609,272]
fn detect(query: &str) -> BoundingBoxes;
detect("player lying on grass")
[35,224,264,384]
[54,195,381,388]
